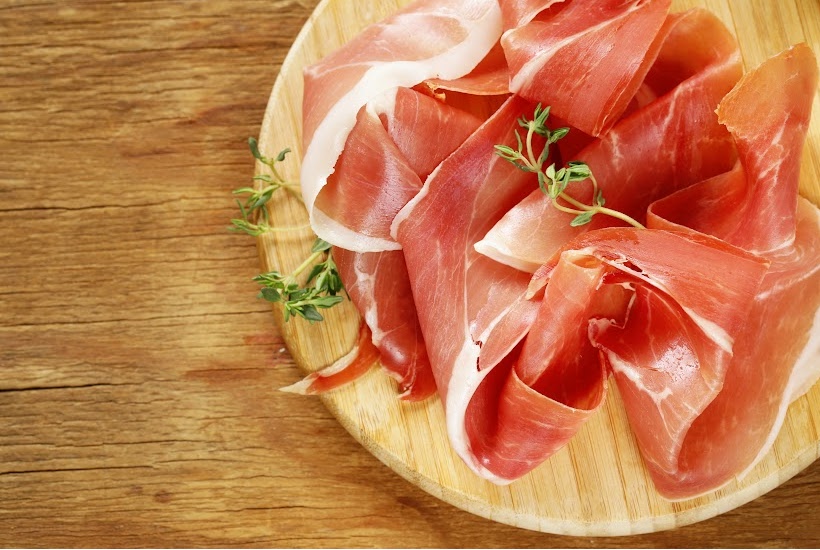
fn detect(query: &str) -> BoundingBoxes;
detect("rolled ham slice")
[502,0,672,136]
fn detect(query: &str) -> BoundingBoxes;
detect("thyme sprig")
[230,138,307,236]
[494,104,644,229]
[230,137,346,322]
[254,238,344,322]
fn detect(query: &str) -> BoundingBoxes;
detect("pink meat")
[649,45,817,252]
[502,0,671,136]
[477,9,742,272]
[316,104,423,246]
[425,42,511,96]
[301,0,502,252]
[315,87,482,247]
[395,94,768,482]
[382,87,484,180]
[280,322,380,395]
[395,96,541,480]
[622,44,820,499]
[500,0,566,30]
[315,88,482,400]
[333,248,437,401]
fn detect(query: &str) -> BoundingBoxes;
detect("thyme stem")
[494,104,645,230]
[230,138,346,322]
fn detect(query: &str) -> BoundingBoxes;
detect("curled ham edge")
[300,0,504,253]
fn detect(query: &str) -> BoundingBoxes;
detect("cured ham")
[306,86,486,400]
[502,0,672,136]
[619,44,820,498]
[425,42,511,96]
[291,0,820,502]
[301,0,502,252]
[333,247,437,401]
[476,8,742,272]
[500,0,565,30]
[314,87,483,247]
[280,322,380,395]
[394,95,768,482]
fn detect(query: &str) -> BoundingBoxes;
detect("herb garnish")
[254,238,344,322]
[494,104,645,229]
[231,137,345,322]
[230,138,306,236]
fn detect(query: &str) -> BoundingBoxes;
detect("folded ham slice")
[502,0,671,136]
[333,248,437,401]
[314,87,483,248]
[299,86,487,399]
[301,0,502,252]
[280,322,380,395]
[476,8,742,272]
[616,44,820,499]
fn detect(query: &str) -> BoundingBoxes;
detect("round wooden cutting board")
[255,0,820,536]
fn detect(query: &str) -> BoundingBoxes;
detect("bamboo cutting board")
[255,0,820,536]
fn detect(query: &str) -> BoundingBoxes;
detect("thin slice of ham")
[502,0,671,136]
[333,248,437,401]
[280,322,380,395]
[314,87,483,247]
[425,42,511,96]
[618,44,820,499]
[301,0,502,252]
[316,97,423,247]
[395,96,542,480]
[500,0,566,30]
[476,8,742,272]
[645,43,817,252]
[311,87,482,400]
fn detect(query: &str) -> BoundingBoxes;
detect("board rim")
[255,0,820,536]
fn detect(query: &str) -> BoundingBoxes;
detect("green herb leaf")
[232,139,346,322]
[275,148,291,162]
[299,304,324,322]
[311,237,332,253]
[259,287,282,302]
[570,211,595,226]
[550,127,569,143]
[248,137,265,162]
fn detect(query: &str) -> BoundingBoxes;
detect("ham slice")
[395,96,541,480]
[280,322,380,395]
[476,8,742,272]
[312,87,483,400]
[314,87,483,248]
[502,0,672,136]
[655,43,818,255]
[425,42,511,96]
[333,248,437,401]
[616,44,820,499]
[500,0,566,30]
[301,0,502,252]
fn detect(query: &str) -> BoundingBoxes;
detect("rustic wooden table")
[0,0,818,547]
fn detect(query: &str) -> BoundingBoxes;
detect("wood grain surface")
[0,0,818,547]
